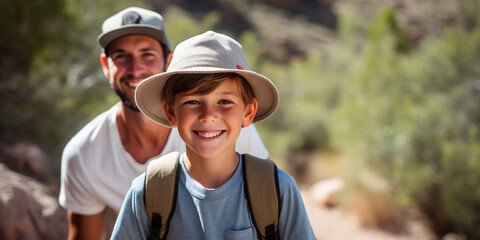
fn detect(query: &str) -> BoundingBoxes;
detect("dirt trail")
[301,189,435,240]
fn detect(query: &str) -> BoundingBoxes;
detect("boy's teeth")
[198,131,222,138]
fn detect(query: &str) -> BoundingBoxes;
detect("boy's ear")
[100,53,110,78]
[242,98,258,127]
[163,103,178,127]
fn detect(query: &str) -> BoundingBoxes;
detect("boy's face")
[163,77,257,159]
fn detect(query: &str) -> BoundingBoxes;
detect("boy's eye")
[184,100,200,105]
[219,99,233,104]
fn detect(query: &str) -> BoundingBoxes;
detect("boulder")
[0,163,67,240]
[310,177,344,207]
[0,143,49,181]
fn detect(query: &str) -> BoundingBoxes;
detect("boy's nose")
[199,105,218,123]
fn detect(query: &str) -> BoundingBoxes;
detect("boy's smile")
[195,130,225,139]
[164,77,256,159]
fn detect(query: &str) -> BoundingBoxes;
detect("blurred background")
[1,0,480,239]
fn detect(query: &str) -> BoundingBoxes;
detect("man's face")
[103,35,166,111]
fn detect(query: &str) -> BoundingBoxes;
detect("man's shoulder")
[63,104,119,157]
[70,104,118,142]
[239,124,257,134]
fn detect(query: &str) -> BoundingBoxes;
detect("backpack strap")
[144,151,181,240]
[242,154,281,240]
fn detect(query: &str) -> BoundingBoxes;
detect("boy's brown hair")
[162,73,255,107]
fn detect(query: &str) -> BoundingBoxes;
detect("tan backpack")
[144,152,281,240]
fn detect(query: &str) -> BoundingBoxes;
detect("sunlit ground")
[274,152,437,240]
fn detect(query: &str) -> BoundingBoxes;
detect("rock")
[0,163,67,240]
[442,233,467,240]
[310,178,344,207]
[0,143,50,181]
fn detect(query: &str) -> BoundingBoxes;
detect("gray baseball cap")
[97,7,171,53]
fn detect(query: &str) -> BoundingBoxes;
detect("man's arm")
[67,209,106,240]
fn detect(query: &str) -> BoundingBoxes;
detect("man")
[58,7,269,240]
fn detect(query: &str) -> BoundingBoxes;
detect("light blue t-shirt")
[111,153,316,240]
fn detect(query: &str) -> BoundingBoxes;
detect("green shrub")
[330,7,480,238]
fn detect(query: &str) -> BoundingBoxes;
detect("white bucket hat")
[135,30,279,127]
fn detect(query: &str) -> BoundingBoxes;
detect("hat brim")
[135,68,279,127]
[97,25,171,51]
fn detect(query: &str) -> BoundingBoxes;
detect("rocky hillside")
[148,0,460,59]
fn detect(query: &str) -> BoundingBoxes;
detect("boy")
[111,31,316,239]
[60,8,269,239]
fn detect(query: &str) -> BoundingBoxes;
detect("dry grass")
[279,151,436,239]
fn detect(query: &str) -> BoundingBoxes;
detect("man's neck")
[116,104,171,164]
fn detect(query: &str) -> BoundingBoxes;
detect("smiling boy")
[59,8,270,239]
[110,31,316,239]
[163,73,257,189]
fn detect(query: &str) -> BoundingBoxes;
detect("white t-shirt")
[58,103,269,215]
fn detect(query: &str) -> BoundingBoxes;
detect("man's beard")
[113,83,140,112]
[113,74,153,112]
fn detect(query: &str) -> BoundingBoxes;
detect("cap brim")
[97,25,171,51]
[135,68,279,127]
